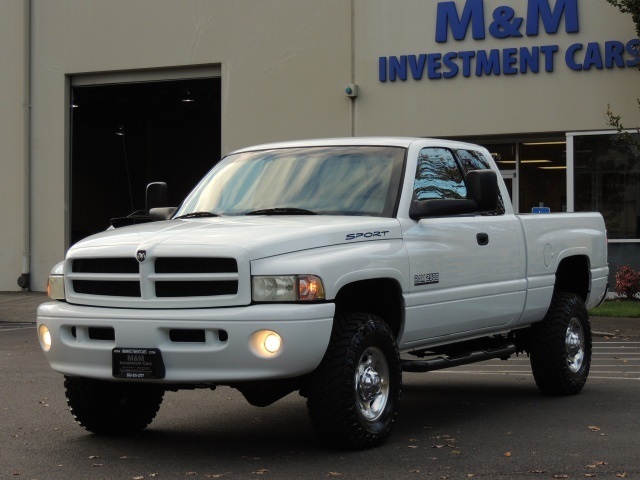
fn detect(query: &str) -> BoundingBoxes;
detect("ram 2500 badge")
[37,137,608,449]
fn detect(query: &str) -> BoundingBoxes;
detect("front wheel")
[64,376,164,434]
[529,292,592,395]
[306,313,402,449]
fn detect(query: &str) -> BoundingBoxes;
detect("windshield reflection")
[173,146,406,218]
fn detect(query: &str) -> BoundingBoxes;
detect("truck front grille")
[72,258,139,274]
[69,256,240,300]
[155,280,238,297]
[73,280,141,297]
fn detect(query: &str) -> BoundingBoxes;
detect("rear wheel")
[306,313,402,449]
[529,292,592,395]
[64,376,164,434]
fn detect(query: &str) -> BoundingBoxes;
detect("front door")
[401,146,525,348]
[402,147,495,344]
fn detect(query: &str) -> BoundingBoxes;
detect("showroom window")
[572,131,640,281]
[574,132,640,239]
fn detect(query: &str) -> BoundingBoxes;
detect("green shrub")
[614,265,640,300]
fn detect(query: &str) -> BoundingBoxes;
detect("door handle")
[477,233,489,246]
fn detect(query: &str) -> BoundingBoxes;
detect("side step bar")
[401,343,517,373]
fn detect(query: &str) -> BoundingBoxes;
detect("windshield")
[173,146,406,218]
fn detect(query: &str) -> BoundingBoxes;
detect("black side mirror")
[149,207,177,221]
[409,169,498,219]
[466,169,498,213]
[409,198,478,218]
[146,182,168,212]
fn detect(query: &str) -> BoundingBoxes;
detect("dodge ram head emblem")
[136,250,147,263]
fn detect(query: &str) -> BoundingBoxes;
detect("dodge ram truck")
[37,137,609,449]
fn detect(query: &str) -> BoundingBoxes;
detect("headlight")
[252,275,325,302]
[47,274,65,300]
[46,261,65,300]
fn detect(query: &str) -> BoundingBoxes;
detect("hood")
[70,216,402,260]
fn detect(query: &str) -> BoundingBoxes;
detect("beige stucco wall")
[355,0,640,136]
[1,0,638,291]
[26,0,353,291]
[0,1,28,291]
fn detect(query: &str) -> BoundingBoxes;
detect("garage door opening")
[71,77,221,245]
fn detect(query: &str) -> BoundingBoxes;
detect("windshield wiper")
[174,211,220,219]
[246,208,317,216]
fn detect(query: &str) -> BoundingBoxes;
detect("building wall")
[26,0,353,291]
[1,0,638,291]
[355,0,640,136]
[0,1,28,291]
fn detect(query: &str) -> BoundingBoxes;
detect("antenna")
[116,125,134,213]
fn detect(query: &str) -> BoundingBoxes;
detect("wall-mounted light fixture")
[182,90,195,103]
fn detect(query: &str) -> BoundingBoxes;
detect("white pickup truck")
[37,137,608,449]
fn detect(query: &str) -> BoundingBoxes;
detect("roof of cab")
[229,137,484,154]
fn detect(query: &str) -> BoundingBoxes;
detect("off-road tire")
[64,376,164,434]
[306,313,402,449]
[529,292,592,395]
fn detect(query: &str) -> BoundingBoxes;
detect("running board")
[401,343,517,373]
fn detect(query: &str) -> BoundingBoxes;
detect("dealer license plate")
[112,348,165,379]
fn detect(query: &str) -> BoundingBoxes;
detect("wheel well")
[555,255,590,302]
[333,279,403,338]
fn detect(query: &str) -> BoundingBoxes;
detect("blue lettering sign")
[626,39,640,67]
[540,45,559,71]
[379,57,387,82]
[605,41,625,68]
[489,6,523,38]
[583,42,604,70]
[409,54,427,80]
[435,0,485,42]
[520,46,540,73]
[443,52,459,77]
[565,43,583,70]
[436,0,580,42]
[476,49,501,75]
[377,1,637,83]
[526,0,579,36]
[503,48,519,74]
[428,53,443,79]
[389,56,407,81]
[459,51,476,77]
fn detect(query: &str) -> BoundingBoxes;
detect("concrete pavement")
[1,290,638,337]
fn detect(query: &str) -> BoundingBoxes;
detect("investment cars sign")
[379,0,639,81]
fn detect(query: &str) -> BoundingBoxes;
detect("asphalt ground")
[1,290,638,338]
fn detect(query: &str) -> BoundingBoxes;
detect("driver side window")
[413,148,466,201]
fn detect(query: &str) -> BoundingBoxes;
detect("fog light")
[39,325,52,351]
[249,330,283,357]
[264,332,282,353]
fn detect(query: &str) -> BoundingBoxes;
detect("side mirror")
[409,198,478,218]
[466,169,498,213]
[149,207,177,221]
[146,182,168,212]
[409,169,498,219]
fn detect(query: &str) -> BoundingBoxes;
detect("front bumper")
[37,301,334,383]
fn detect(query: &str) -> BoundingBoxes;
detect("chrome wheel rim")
[565,317,585,373]
[355,347,390,422]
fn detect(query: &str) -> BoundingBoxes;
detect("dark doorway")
[71,77,221,245]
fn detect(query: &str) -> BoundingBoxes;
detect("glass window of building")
[519,141,567,213]
[574,133,640,239]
